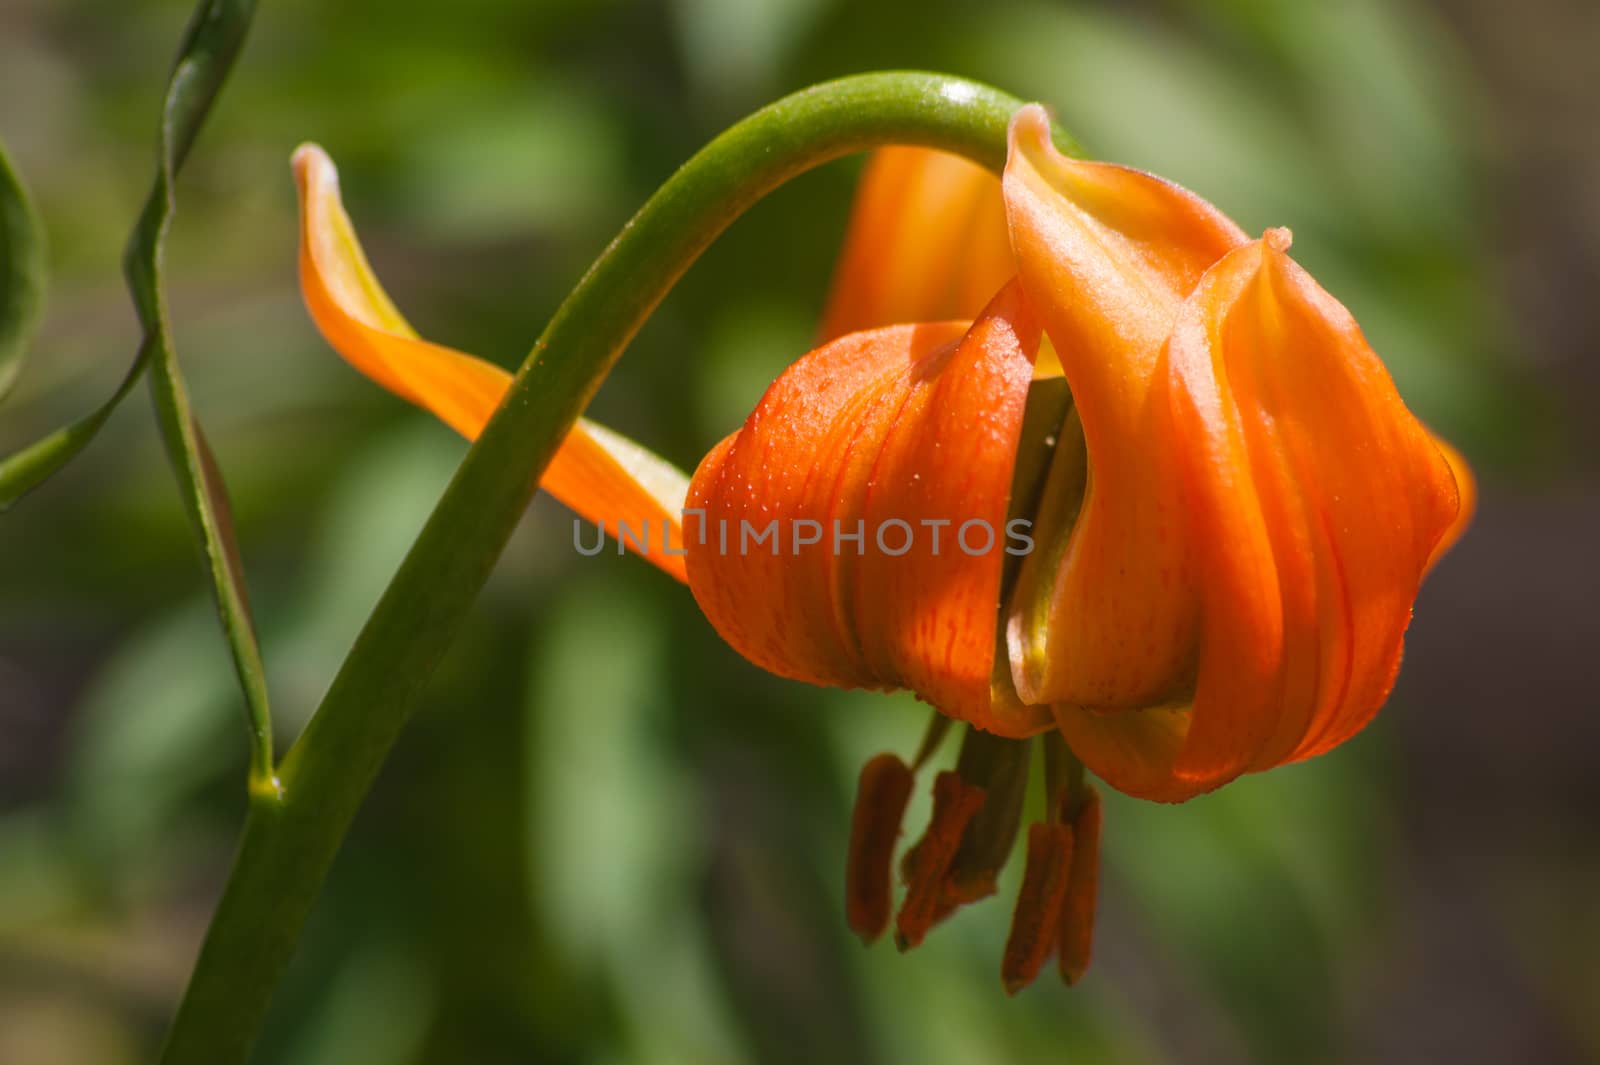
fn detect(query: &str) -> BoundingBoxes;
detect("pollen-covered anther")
[1000,821,1075,994]
[1059,786,1102,985]
[845,753,915,943]
[929,728,1033,913]
[895,771,988,951]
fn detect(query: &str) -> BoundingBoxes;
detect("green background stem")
[160,71,1072,1064]
[2,0,275,789]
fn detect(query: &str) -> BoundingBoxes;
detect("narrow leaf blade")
[2,0,274,779]
[0,140,46,404]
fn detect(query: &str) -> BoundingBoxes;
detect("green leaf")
[0,140,46,405]
[174,408,274,786]
[1,0,275,786]
[0,0,260,508]
[131,0,275,793]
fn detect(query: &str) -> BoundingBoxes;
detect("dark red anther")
[1000,821,1075,994]
[845,753,915,943]
[895,770,986,951]
[1059,786,1102,985]
[940,730,1031,908]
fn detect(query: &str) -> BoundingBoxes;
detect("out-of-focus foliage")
[1,1,1595,1063]
[0,141,46,404]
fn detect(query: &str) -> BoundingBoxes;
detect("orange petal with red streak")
[821,146,1064,379]
[1002,103,1249,713]
[685,284,1042,726]
[1054,231,1466,799]
[821,147,1015,342]
[293,143,690,581]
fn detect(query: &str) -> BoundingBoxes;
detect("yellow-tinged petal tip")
[289,139,693,583]
[291,142,332,192]
[1426,436,1476,570]
[1008,103,1054,153]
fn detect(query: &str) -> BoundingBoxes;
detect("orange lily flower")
[997,106,1471,802]
[292,103,1471,992]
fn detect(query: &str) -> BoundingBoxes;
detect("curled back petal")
[1425,435,1475,573]
[821,146,1063,379]
[293,143,690,581]
[1003,103,1249,712]
[820,147,1015,342]
[1054,231,1466,801]
[686,284,1045,731]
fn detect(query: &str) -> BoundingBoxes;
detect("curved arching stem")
[159,71,1081,1064]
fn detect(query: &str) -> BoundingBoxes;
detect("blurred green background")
[1,0,1596,1062]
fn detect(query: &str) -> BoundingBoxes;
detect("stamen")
[845,725,1105,985]
[845,753,914,943]
[910,712,953,770]
[941,730,1032,906]
[1059,786,1102,985]
[1042,729,1084,825]
[1000,821,1075,994]
[895,770,986,950]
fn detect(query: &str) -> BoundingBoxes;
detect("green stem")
[160,71,1071,1064]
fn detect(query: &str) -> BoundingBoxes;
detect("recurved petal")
[1235,236,1462,763]
[856,283,1048,731]
[820,147,1015,342]
[684,324,956,692]
[1050,704,1197,803]
[1425,435,1475,572]
[293,143,690,581]
[1002,103,1248,408]
[1003,104,1249,712]
[1055,230,1466,800]
[686,284,1042,727]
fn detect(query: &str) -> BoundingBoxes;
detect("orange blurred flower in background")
[293,103,1471,992]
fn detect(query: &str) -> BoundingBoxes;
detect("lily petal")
[1425,435,1475,572]
[1054,231,1466,800]
[686,283,1046,731]
[1003,103,1249,712]
[293,143,690,581]
[822,146,1064,379]
[821,147,1015,342]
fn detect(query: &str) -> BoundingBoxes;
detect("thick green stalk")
[160,72,1073,1064]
